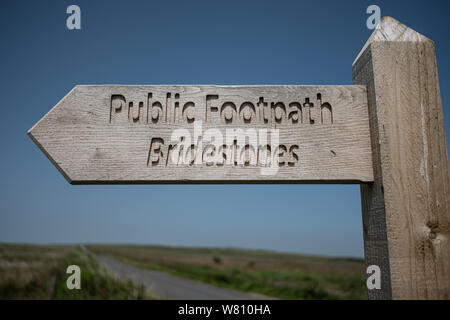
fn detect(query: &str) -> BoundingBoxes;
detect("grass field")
[89,245,367,300]
[0,244,151,299]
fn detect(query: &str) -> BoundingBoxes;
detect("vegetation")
[89,245,367,300]
[0,244,152,299]
[0,243,367,300]
[212,256,222,265]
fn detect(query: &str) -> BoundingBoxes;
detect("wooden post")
[353,17,450,299]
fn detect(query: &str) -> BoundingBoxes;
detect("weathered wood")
[28,85,373,184]
[353,16,450,299]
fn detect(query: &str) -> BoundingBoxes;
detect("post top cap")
[353,16,432,66]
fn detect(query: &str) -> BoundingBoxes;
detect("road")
[96,255,273,300]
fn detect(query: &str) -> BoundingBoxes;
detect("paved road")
[97,255,272,300]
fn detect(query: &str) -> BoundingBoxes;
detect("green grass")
[0,243,367,300]
[0,244,153,299]
[89,245,367,300]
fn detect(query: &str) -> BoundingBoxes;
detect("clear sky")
[1,0,449,258]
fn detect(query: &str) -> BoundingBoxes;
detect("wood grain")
[353,16,450,299]
[28,85,373,184]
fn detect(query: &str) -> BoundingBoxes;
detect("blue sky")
[1,0,449,257]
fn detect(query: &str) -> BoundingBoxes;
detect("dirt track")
[97,255,273,300]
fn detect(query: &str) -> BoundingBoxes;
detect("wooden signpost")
[28,17,450,299]
[28,85,372,184]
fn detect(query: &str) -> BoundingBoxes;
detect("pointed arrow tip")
[28,122,74,185]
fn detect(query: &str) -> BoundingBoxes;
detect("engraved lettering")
[147,138,164,166]
[239,102,256,124]
[110,95,126,124]
[109,92,333,126]
[221,102,237,124]
[128,101,144,124]
[206,95,219,123]
[182,102,195,123]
